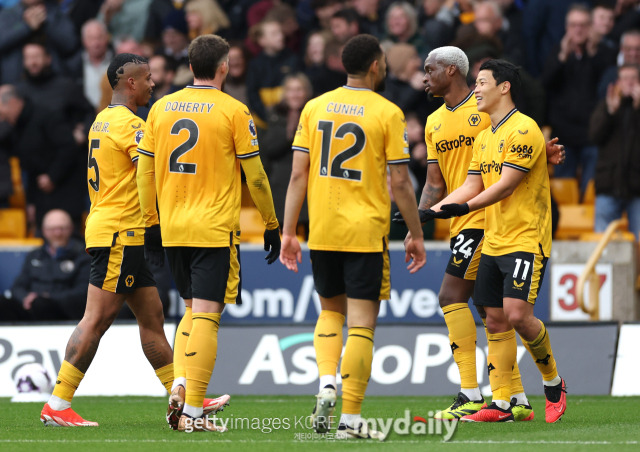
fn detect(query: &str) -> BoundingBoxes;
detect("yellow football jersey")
[469,109,552,257]
[292,86,410,252]
[137,86,259,247]
[426,91,488,238]
[85,105,146,248]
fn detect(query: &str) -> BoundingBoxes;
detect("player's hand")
[404,236,426,273]
[263,228,281,265]
[144,225,164,267]
[545,137,566,165]
[279,234,302,273]
[393,209,438,224]
[438,203,470,218]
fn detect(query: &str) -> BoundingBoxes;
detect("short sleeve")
[234,105,260,159]
[385,107,410,164]
[292,104,310,153]
[468,132,483,176]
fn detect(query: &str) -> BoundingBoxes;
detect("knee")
[82,311,118,338]
[504,309,527,332]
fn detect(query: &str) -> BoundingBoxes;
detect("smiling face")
[126,63,154,106]
[474,69,503,113]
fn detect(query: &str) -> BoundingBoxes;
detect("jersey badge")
[498,140,505,153]
[135,130,144,144]
[468,114,481,126]
[249,119,257,137]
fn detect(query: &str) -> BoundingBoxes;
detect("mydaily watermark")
[182,410,458,441]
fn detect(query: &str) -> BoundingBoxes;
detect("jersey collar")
[342,85,372,91]
[491,108,518,133]
[186,85,219,90]
[446,91,474,112]
[108,104,135,114]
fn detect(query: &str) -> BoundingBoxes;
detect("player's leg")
[461,255,516,422]
[42,243,130,427]
[335,250,385,441]
[175,246,235,432]
[502,252,566,423]
[309,250,345,433]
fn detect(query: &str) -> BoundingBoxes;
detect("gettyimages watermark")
[182,410,458,441]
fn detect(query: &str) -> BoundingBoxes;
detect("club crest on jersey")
[135,130,144,144]
[498,140,505,153]
[468,114,481,126]
[248,119,257,137]
[403,128,409,150]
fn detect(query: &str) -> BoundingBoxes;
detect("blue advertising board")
[0,243,550,324]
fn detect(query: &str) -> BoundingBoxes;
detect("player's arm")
[465,166,526,212]
[136,154,159,227]
[418,163,447,210]
[279,150,309,273]
[389,163,426,273]
[431,172,484,212]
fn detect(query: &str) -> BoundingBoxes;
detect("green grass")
[1,395,639,451]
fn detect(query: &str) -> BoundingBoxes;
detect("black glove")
[263,228,281,265]
[144,225,164,267]
[439,203,470,218]
[392,209,438,224]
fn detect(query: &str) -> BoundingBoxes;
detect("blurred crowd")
[0,0,640,240]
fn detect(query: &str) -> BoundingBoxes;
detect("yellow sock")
[174,307,192,380]
[510,347,525,396]
[341,326,374,414]
[51,361,84,402]
[486,329,517,403]
[314,310,345,378]
[442,303,477,389]
[184,312,220,408]
[522,320,558,382]
[155,363,173,394]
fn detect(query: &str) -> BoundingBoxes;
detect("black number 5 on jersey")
[318,120,364,181]
[169,118,198,174]
[88,139,100,192]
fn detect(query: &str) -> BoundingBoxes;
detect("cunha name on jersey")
[91,122,110,133]
[164,101,214,114]
[326,102,364,116]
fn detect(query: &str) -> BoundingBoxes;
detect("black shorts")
[445,228,484,280]
[166,245,241,304]
[473,251,548,307]
[88,236,155,294]
[310,246,390,301]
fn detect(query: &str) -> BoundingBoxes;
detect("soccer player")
[280,34,426,440]
[425,59,566,423]
[396,47,565,421]
[136,34,281,433]
[40,54,175,427]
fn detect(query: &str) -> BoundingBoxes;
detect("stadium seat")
[240,207,265,243]
[433,218,450,241]
[583,179,595,205]
[550,178,579,205]
[555,204,595,240]
[0,208,27,239]
[8,157,25,209]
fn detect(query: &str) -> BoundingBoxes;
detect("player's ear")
[501,81,511,94]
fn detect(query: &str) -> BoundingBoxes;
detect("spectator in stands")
[160,8,191,89]
[418,0,456,50]
[18,42,95,149]
[70,20,113,112]
[0,0,78,84]
[185,0,230,40]
[591,3,617,51]
[0,85,85,231]
[246,19,302,128]
[598,29,640,98]
[223,44,250,105]
[98,0,152,43]
[303,31,345,97]
[148,53,176,106]
[523,0,575,77]
[329,7,361,44]
[542,4,617,196]
[307,0,346,31]
[352,0,384,37]
[610,0,640,43]
[0,141,11,207]
[382,1,429,58]
[0,209,89,321]
[260,73,313,233]
[382,43,435,123]
[589,63,640,239]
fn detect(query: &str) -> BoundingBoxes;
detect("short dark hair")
[342,34,382,76]
[332,7,360,24]
[188,34,230,80]
[107,53,148,89]
[478,58,521,99]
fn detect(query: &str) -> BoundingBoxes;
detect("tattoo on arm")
[419,183,446,210]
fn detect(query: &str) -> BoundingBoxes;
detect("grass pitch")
[1,395,638,451]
